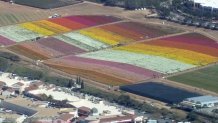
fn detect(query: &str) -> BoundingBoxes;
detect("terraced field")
[44,33,218,85]
[45,55,160,85]
[0,15,121,44]
[0,25,42,42]
[3,13,217,88]
[8,37,86,60]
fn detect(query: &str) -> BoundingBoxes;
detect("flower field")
[44,55,161,85]
[55,32,109,51]
[8,37,86,60]
[116,44,217,66]
[100,22,182,40]
[3,14,217,87]
[75,21,182,47]
[0,25,42,42]
[0,15,121,42]
[20,15,121,36]
[79,50,195,74]
[8,42,58,60]
[76,33,218,75]
[79,28,133,45]
[37,37,86,55]
[0,35,15,46]
[40,32,218,85]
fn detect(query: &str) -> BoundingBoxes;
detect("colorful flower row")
[0,25,42,42]
[99,22,178,40]
[33,20,71,34]
[44,55,161,85]
[0,15,121,43]
[78,49,195,74]
[0,35,15,46]
[116,44,218,66]
[20,22,55,36]
[8,37,86,60]
[79,28,133,45]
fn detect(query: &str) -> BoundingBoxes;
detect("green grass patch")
[168,65,218,93]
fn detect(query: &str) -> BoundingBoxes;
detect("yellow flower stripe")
[34,20,71,34]
[20,22,55,36]
[79,28,133,45]
[115,44,218,65]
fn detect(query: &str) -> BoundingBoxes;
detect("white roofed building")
[181,95,218,109]
[185,0,218,13]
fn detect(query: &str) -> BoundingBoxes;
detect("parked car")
[209,23,216,30]
[185,19,193,26]
[214,24,218,30]
[201,22,210,29]
[192,20,201,27]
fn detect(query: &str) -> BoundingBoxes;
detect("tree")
[105,0,116,6]
[91,107,98,114]
[186,112,198,121]
[67,79,74,88]
[40,94,48,101]
[81,80,84,89]
[47,95,53,102]
[76,76,81,85]
[125,0,138,10]
[0,57,9,71]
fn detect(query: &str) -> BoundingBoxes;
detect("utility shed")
[182,95,218,108]
[0,99,37,117]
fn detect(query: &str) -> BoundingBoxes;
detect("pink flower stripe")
[48,17,87,30]
[162,33,218,49]
[0,35,15,46]
[37,37,86,55]
[65,16,97,26]
[56,59,148,82]
[62,55,161,77]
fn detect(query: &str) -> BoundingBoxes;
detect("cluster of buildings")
[0,72,157,123]
[1,71,217,122]
[181,95,218,109]
[180,95,218,119]
[184,0,218,14]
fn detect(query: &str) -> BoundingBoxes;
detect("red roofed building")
[12,82,24,91]
[54,113,74,123]
[78,106,91,116]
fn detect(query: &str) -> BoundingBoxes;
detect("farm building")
[0,99,37,116]
[181,95,218,109]
[184,0,218,14]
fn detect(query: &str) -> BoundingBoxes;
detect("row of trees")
[80,85,158,113]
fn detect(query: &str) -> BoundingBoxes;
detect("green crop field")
[0,12,49,26]
[168,64,218,93]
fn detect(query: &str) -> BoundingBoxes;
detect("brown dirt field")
[45,62,132,86]
[0,1,50,26]
[8,44,49,60]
